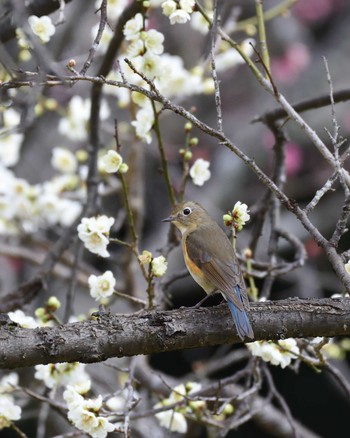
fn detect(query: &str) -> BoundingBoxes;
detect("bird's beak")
[162,215,174,223]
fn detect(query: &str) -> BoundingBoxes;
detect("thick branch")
[0,298,349,369]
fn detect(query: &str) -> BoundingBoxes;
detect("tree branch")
[253,88,350,124]
[1,298,349,369]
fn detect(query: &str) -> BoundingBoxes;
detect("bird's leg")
[193,294,212,308]
[180,295,211,310]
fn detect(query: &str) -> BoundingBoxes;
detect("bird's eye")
[183,207,192,216]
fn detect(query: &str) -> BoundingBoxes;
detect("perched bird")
[162,201,254,341]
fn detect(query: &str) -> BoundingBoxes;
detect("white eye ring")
[183,207,192,216]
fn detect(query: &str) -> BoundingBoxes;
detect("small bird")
[162,201,254,341]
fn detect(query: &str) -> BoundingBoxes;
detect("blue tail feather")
[226,287,254,341]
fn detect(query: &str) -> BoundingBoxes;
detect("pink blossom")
[285,142,303,176]
[293,0,333,23]
[271,43,310,84]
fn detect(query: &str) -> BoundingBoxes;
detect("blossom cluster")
[64,386,115,438]
[33,361,116,438]
[35,362,90,391]
[247,338,300,368]
[139,250,168,277]
[58,96,110,142]
[0,373,21,431]
[223,201,250,231]
[0,145,83,235]
[0,108,23,167]
[162,0,195,25]
[97,9,216,143]
[154,382,202,433]
[154,381,234,433]
[77,215,115,258]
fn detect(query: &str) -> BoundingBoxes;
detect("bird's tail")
[227,287,254,341]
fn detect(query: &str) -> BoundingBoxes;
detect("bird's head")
[162,201,210,235]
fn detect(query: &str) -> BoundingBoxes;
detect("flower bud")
[119,163,129,174]
[47,296,61,311]
[243,248,252,259]
[223,403,234,416]
[189,137,198,146]
[35,307,46,319]
[223,213,233,226]
[184,122,193,132]
[184,150,193,161]
[139,250,152,265]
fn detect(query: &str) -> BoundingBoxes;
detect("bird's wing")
[185,227,249,311]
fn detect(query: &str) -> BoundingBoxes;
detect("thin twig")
[262,364,299,438]
[210,0,223,132]
[151,100,176,205]
[79,0,108,75]
[255,0,271,75]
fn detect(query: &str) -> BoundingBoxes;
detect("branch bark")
[1,298,349,369]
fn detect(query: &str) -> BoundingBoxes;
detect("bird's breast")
[182,236,215,294]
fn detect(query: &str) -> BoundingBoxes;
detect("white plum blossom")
[123,13,143,40]
[99,150,123,173]
[127,39,144,57]
[0,133,23,167]
[0,373,21,430]
[142,29,164,55]
[58,96,90,141]
[2,108,21,128]
[77,215,115,257]
[162,0,194,24]
[56,198,82,227]
[0,395,22,430]
[34,362,90,390]
[0,373,18,393]
[51,147,78,174]
[155,409,188,434]
[8,310,38,328]
[247,339,300,369]
[133,52,162,78]
[151,256,168,277]
[37,193,82,227]
[28,15,56,43]
[169,9,191,25]
[64,386,115,438]
[58,96,110,142]
[88,271,116,301]
[179,0,195,13]
[189,158,211,186]
[105,395,126,412]
[131,106,154,144]
[154,382,201,433]
[155,54,200,97]
[162,0,177,16]
[232,201,250,231]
